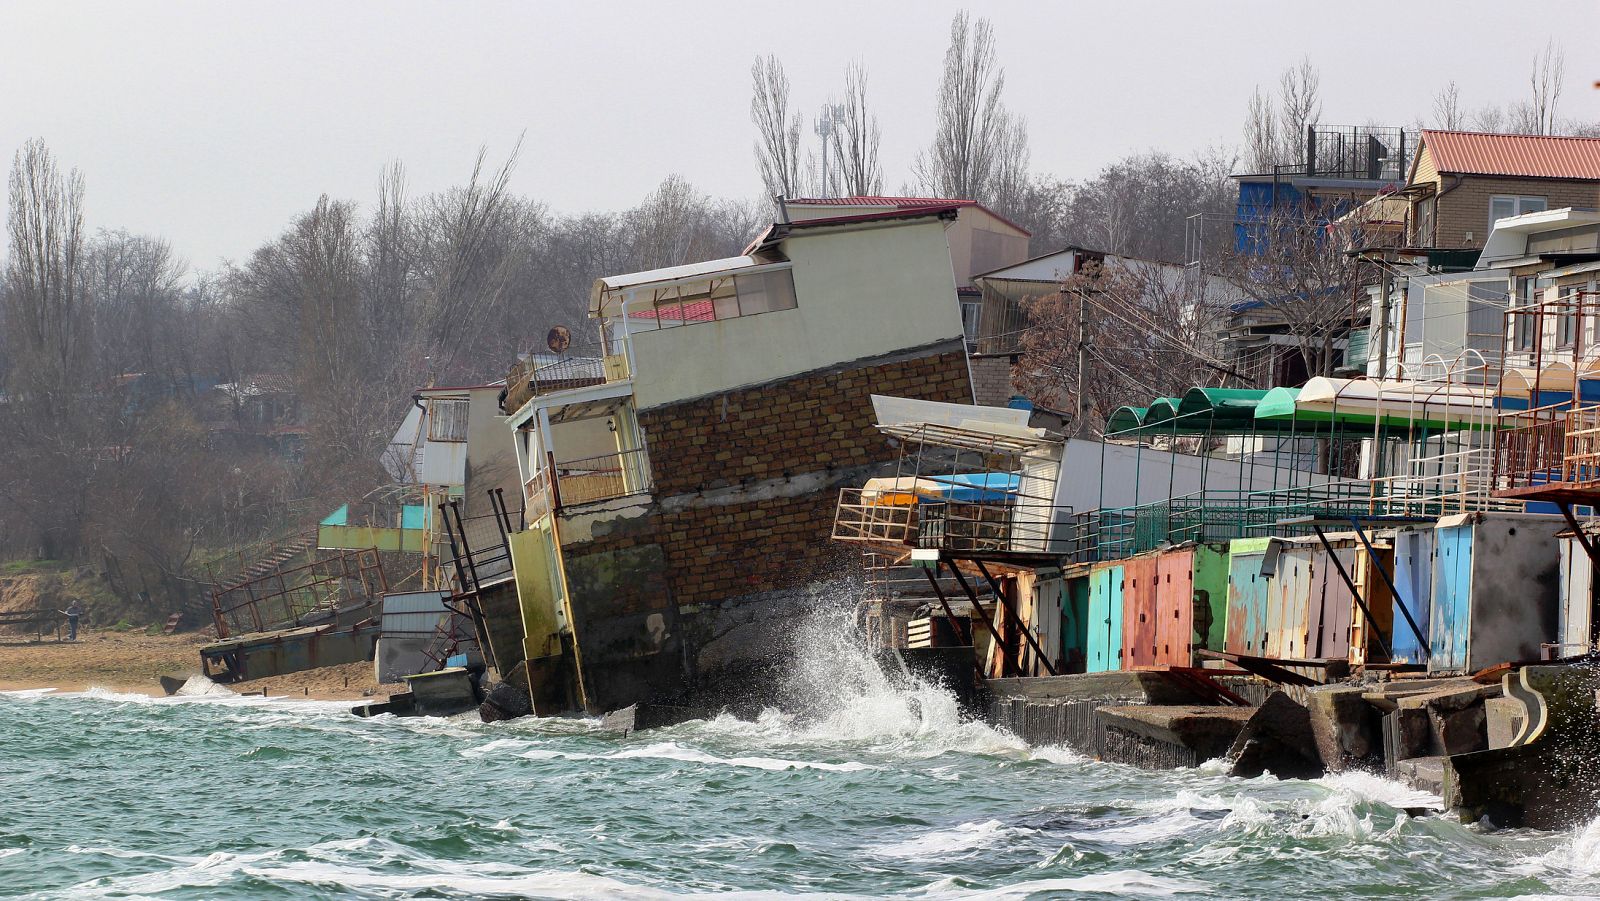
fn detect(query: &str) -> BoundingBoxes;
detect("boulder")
[479,678,533,723]
[1305,684,1382,771]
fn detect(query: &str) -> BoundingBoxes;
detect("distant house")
[1223,125,1418,260]
[1405,130,1600,250]
[972,247,1246,405]
[782,195,1031,346]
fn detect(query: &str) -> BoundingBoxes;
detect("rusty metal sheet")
[1121,555,1160,669]
[1154,548,1194,668]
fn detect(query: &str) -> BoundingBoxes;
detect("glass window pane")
[1520,196,1547,214]
[764,269,797,311]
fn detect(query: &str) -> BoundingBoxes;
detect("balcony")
[524,447,653,520]
[504,341,631,414]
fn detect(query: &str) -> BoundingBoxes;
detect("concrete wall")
[461,386,517,519]
[628,220,966,410]
[1055,439,1318,512]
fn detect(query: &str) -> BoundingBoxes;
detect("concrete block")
[1229,691,1324,780]
[1485,696,1527,750]
[1305,684,1382,771]
[1097,705,1254,768]
[479,679,532,723]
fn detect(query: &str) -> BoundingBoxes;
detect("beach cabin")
[1556,528,1595,659]
[1224,534,1377,664]
[1085,561,1126,672]
[1119,543,1228,669]
[1386,526,1435,665]
[1060,567,1091,673]
[1429,512,1563,672]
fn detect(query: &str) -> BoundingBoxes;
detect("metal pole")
[944,558,1011,676]
[1347,517,1427,658]
[973,560,1060,676]
[1311,524,1392,660]
[1075,288,1087,436]
[921,567,973,647]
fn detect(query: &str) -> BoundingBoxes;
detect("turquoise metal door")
[1087,565,1125,673]
[1431,525,1472,670]
[1062,576,1090,673]
[1226,552,1270,655]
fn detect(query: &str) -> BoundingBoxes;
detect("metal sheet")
[1559,537,1593,656]
[1086,564,1124,673]
[1121,556,1160,669]
[1153,548,1194,668]
[1431,524,1472,671]
[1226,541,1272,656]
[1389,529,1434,664]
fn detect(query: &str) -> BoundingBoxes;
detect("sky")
[2,0,1598,273]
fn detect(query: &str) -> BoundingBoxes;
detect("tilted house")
[497,205,978,714]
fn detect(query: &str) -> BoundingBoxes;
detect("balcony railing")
[504,341,631,413]
[832,488,1077,558]
[524,447,653,518]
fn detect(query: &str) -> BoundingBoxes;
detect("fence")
[210,548,388,638]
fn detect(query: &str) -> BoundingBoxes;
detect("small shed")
[1120,543,1228,669]
[1430,512,1564,672]
[1085,561,1126,673]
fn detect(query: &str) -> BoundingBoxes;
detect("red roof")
[1421,130,1600,181]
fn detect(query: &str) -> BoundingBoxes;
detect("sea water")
[3,614,1600,899]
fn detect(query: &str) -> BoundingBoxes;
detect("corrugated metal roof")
[1422,130,1600,180]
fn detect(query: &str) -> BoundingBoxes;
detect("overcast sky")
[2,0,1597,273]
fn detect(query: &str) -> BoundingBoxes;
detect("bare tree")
[1244,86,1279,172]
[912,12,1027,206]
[1528,40,1565,135]
[750,55,803,201]
[1432,81,1465,130]
[5,138,89,400]
[1242,59,1321,171]
[830,61,883,197]
[1275,58,1322,165]
[1016,259,1235,435]
[1218,203,1367,381]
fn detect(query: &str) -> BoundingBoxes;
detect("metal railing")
[523,447,653,517]
[210,548,388,638]
[833,487,919,545]
[504,341,632,413]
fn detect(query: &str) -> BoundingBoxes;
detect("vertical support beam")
[1348,517,1427,659]
[974,560,1060,676]
[1311,525,1392,661]
[944,559,1010,677]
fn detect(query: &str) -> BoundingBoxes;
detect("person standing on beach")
[61,601,84,641]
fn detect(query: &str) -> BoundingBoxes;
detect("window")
[1489,195,1547,232]
[626,267,797,331]
[428,399,469,442]
[1414,196,1436,246]
[960,300,981,341]
[1512,276,1537,352]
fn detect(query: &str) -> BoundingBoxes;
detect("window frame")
[1488,195,1548,233]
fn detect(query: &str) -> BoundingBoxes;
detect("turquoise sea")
[3,624,1599,900]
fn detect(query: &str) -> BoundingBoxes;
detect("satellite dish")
[546,326,572,354]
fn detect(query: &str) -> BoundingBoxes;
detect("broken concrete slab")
[599,703,700,734]
[1097,705,1254,769]
[479,678,532,723]
[1396,680,1498,757]
[1305,684,1382,771]
[1229,691,1324,780]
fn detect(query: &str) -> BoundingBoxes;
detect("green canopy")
[1105,406,1148,436]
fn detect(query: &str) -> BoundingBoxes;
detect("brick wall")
[637,348,973,497]
[969,355,1014,407]
[1433,176,1600,249]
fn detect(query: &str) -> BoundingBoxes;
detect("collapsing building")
[468,204,981,714]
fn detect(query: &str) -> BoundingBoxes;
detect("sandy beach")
[0,630,397,701]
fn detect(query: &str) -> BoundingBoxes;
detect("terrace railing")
[523,447,653,518]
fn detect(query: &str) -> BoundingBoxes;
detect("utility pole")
[1074,287,1088,436]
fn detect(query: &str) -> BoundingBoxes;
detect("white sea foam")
[923,870,1210,898]
[871,819,1033,860]
[611,741,873,772]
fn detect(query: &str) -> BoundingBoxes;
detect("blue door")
[1431,525,1472,670]
[1389,530,1433,664]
